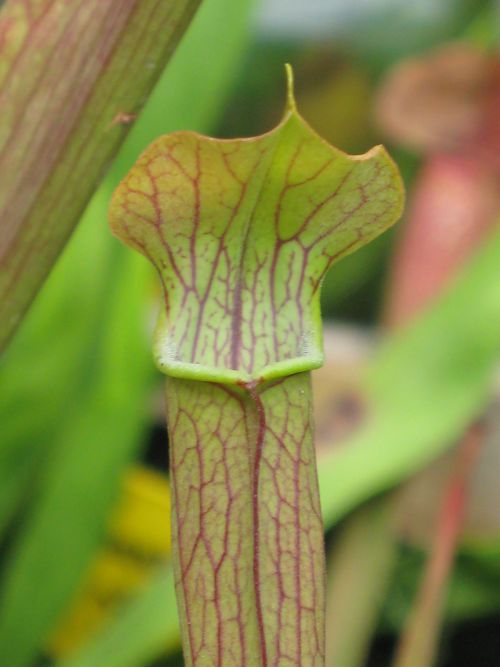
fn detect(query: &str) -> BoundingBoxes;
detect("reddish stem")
[392,422,484,667]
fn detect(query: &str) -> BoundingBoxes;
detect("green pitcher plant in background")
[109,66,404,667]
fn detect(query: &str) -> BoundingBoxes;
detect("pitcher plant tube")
[109,66,404,667]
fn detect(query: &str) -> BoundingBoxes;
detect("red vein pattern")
[110,97,404,667]
[110,112,403,381]
[167,372,324,667]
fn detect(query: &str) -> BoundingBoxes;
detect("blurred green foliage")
[319,227,500,525]
[0,0,498,666]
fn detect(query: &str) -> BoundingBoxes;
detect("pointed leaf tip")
[285,63,297,113]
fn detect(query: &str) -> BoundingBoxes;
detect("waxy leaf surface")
[110,75,404,667]
[110,89,403,383]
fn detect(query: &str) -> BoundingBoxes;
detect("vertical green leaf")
[0,236,153,667]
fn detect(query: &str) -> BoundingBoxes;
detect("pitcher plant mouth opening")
[109,65,404,666]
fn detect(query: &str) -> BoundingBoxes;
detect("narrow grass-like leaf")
[0,189,136,533]
[0,242,153,667]
[326,498,397,667]
[0,0,201,351]
[110,68,403,666]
